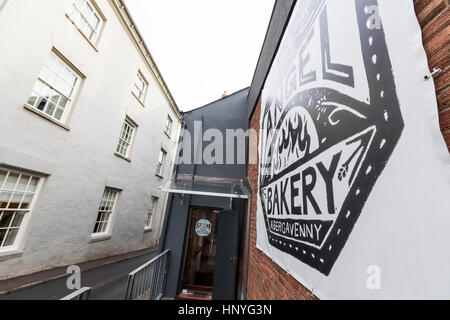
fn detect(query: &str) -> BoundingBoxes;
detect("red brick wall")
[244,99,317,300]
[243,0,449,300]
[414,0,450,149]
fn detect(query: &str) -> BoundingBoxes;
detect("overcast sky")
[124,0,275,111]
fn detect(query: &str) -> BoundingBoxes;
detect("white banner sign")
[256,0,450,299]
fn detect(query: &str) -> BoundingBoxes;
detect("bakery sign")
[257,0,404,275]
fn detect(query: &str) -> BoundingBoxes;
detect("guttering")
[241,193,252,300]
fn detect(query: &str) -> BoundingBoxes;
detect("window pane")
[45,102,57,117]
[146,212,152,227]
[71,0,101,41]
[151,197,158,211]
[116,120,136,157]
[45,54,56,69]
[0,230,6,246]
[137,78,144,91]
[3,228,19,247]
[164,117,173,136]
[8,193,23,209]
[0,171,7,187]
[75,0,86,8]
[86,8,100,29]
[11,213,25,228]
[133,74,146,101]
[20,194,33,210]
[17,176,31,192]
[83,24,94,40]
[59,96,69,109]
[54,108,64,121]
[49,93,60,107]
[0,192,11,207]
[5,173,19,190]
[27,53,79,122]
[36,96,48,111]
[93,188,118,235]
[149,201,154,212]
[27,95,38,107]
[39,67,51,85]
[0,211,14,228]
[27,177,39,193]
[52,58,63,74]
[0,169,40,249]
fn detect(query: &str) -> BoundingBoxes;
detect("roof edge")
[183,87,250,114]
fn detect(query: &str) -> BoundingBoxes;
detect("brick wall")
[414,0,450,150]
[244,99,317,300]
[243,0,449,300]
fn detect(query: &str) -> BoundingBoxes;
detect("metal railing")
[125,250,170,300]
[60,287,92,300]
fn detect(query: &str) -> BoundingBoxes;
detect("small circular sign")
[195,219,212,237]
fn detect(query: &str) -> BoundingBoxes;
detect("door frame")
[177,205,221,295]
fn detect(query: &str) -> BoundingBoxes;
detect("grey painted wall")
[160,89,249,298]
[178,88,250,180]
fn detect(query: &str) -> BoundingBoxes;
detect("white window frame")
[67,0,105,45]
[26,51,82,125]
[156,149,167,177]
[164,115,173,138]
[92,187,119,238]
[115,117,137,160]
[132,71,148,104]
[0,168,44,255]
[145,196,158,231]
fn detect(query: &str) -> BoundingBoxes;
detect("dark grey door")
[212,210,239,300]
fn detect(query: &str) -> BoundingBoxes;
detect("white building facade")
[0,0,181,280]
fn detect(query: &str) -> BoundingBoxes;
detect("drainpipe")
[241,111,252,300]
[158,113,186,252]
[242,193,252,300]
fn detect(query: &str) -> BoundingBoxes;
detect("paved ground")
[0,250,157,300]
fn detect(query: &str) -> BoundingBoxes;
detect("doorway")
[180,207,219,299]
[179,206,240,300]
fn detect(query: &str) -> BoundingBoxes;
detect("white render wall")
[0,0,181,279]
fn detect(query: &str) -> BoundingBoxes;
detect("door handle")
[230,256,238,266]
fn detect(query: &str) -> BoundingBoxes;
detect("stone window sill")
[0,249,24,262]
[164,131,172,139]
[114,152,132,163]
[24,104,71,131]
[131,91,146,108]
[90,235,112,243]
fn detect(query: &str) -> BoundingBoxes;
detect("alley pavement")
[0,249,157,300]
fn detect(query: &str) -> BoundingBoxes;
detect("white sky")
[125,0,275,111]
